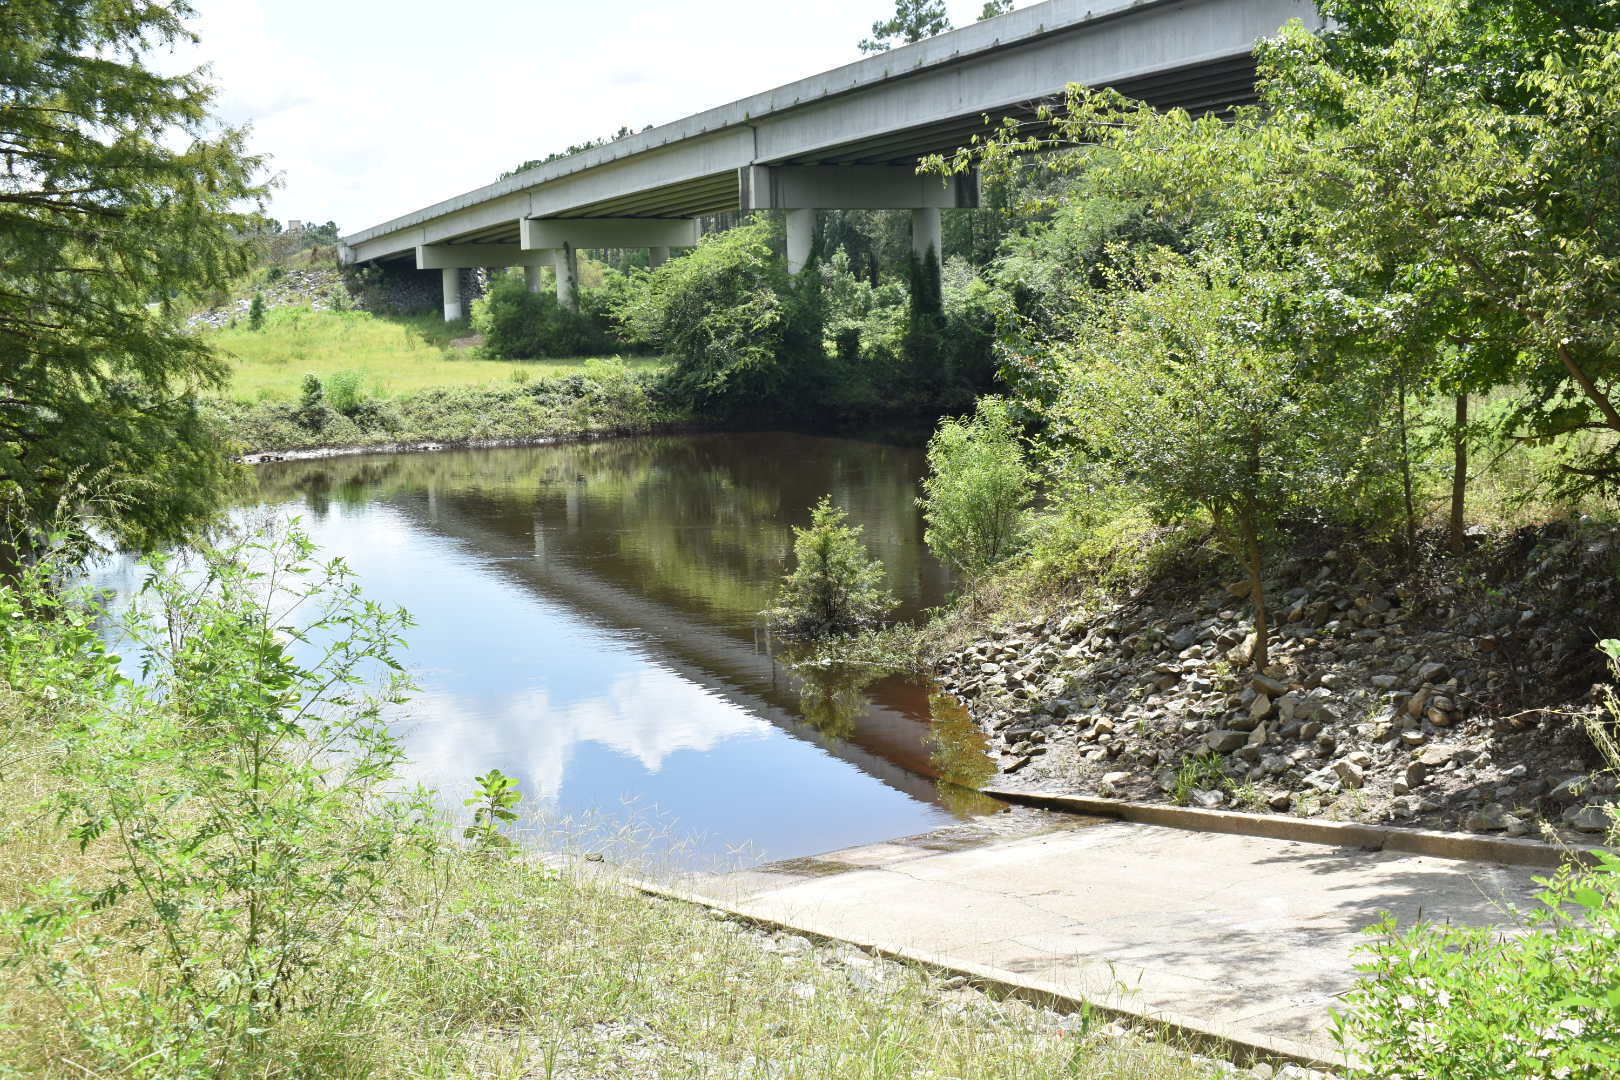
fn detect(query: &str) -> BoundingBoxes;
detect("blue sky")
[176,1,1015,233]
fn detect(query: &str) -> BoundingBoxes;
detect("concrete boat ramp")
[655,806,1557,1066]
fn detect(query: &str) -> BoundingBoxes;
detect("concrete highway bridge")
[340,0,1320,320]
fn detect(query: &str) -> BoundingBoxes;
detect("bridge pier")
[785,209,815,275]
[649,246,670,269]
[440,267,462,322]
[525,264,543,294]
[911,206,942,267]
[553,243,579,309]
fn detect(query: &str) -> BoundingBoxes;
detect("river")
[97,432,1003,866]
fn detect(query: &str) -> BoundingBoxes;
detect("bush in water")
[768,496,897,639]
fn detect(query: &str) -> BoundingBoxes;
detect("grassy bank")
[207,305,664,402]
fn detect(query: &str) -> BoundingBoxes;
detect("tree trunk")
[1448,393,1468,554]
[1239,506,1268,671]
[1397,373,1416,561]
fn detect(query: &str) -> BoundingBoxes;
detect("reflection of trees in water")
[792,659,881,741]
[925,693,1004,818]
[248,434,946,625]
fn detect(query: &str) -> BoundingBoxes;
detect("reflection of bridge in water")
[384,484,978,814]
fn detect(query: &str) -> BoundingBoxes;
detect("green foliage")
[462,769,522,853]
[920,397,1033,579]
[3,524,433,1074]
[615,219,816,419]
[215,361,660,454]
[248,292,267,331]
[1041,250,1388,666]
[324,369,366,417]
[471,272,616,359]
[0,0,267,552]
[1171,753,1228,807]
[859,0,951,53]
[770,496,898,638]
[1334,853,1620,1079]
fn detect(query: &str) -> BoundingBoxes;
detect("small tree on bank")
[769,497,897,639]
[920,396,1033,580]
[1049,252,1377,670]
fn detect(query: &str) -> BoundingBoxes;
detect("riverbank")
[210,359,678,457]
[919,521,1620,846]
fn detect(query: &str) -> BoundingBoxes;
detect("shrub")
[248,291,266,330]
[768,496,897,638]
[615,219,815,418]
[1333,852,1620,1079]
[920,397,1034,579]
[472,272,613,359]
[2,524,435,1075]
[324,368,366,416]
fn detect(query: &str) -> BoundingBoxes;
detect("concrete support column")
[440,267,462,322]
[648,245,670,269]
[911,206,942,266]
[525,264,543,293]
[785,208,815,275]
[553,242,578,309]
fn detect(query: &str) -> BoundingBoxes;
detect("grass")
[205,304,663,403]
[0,724,1228,1080]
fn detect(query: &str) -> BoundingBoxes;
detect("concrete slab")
[673,817,1548,1063]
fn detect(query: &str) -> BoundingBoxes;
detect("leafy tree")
[979,0,1015,18]
[472,272,613,359]
[1,0,266,554]
[920,396,1033,578]
[859,0,952,53]
[500,125,650,180]
[1047,252,1380,669]
[248,291,266,330]
[615,219,817,418]
[769,496,897,638]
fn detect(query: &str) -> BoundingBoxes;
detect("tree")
[920,396,1033,578]
[614,219,817,418]
[859,0,952,53]
[979,0,1015,18]
[1046,252,1381,670]
[1,1,266,554]
[769,497,897,638]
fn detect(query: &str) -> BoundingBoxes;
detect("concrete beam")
[521,217,699,251]
[416,243,548,270]
[741,166,976,211]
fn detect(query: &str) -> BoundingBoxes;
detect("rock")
[1565,804,1615,834]
[1249,693,1274,722]
[1204,730,1249,754]
[1189,788,1226,810]
[1425,706,1455,728]
[1417,745,1458,769]
[1268,791,1293,811]
[1548,775,1594,803]
[1465,803,1513,832]
[1333,759,1366,789]
[1252,673,1289,697]
[1405,686,1432,718]
[1416,661,1450,684]
[1403,761,1429,789]
[1246,721,1269,748]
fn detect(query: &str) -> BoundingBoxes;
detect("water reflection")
[238,434,999,865]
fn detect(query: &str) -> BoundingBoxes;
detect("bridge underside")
[403,53,1259,250]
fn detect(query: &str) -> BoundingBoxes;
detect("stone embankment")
[936,522,1620,842]
[186,268,352,329]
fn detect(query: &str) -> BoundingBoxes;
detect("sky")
[171,0,1013,234]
